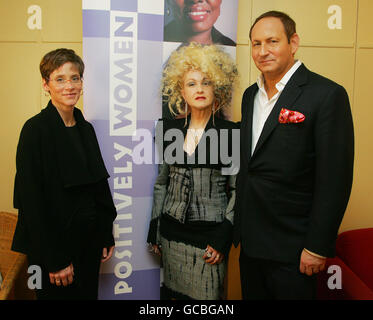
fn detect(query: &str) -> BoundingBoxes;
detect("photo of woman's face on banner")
[164,0,237,46]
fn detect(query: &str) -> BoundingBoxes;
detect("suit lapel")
[242,85,258,163]
[42,101,109,188]
[251,64,308,159]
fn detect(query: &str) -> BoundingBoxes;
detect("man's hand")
[101,246,115,263]
[49,263,74,286]
[203,245,224,265]
[299,249,326,276]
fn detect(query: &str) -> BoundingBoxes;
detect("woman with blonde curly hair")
[147,43,239,300]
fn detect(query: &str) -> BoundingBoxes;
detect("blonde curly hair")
[162,43,238,118]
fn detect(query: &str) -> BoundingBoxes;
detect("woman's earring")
[184,101,188,127]
[212,101,217,126]
[166,3,171,16]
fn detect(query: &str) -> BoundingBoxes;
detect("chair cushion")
[336,228,373,291]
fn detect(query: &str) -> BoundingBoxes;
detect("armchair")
[317,228,373,300]
[0,211,35,300]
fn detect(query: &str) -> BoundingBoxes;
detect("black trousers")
[28,245,102,300]
[239,250,317,300]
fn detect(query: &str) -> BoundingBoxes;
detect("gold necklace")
[189,128,203,146]
[184,116,210,156]
[188,116,210,144]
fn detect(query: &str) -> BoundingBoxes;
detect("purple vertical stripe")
[138,13,164,41]
[111,0,137,12]
[98,269,160,300]
[83,10,110,38]
[90,119,158,198]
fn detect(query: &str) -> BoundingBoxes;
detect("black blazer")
[233,64,354,263]
[12,101,117,272]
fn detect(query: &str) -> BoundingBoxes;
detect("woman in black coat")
[11,48,117,300]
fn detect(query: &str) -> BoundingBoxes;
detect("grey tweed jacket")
[148,116,237,251]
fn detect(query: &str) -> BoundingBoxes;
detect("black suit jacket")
[12,101,117,272]
[233,64,354,263]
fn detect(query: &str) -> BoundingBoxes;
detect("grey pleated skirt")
[160,236,226,300]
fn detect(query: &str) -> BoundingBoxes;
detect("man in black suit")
[233,11,354,299]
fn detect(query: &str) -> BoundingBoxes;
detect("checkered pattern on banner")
[82,0,237,300]
[83,0,165,300]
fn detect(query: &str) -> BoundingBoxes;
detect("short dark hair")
[40,48,84,81]
[249,11,296,43]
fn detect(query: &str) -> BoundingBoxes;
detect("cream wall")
[0,0,83,214]
[0,0,372,300]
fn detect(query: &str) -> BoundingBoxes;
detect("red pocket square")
[279,108,305,124]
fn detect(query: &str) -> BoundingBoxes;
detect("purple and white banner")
[82,0,238,300]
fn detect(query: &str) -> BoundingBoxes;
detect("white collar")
[257,60,303,92]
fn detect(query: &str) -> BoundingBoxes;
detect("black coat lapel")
[42,101,109,188]
[251,64,308,159]
[242,85,258,163]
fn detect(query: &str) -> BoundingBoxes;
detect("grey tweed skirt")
[161,236,226,300]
